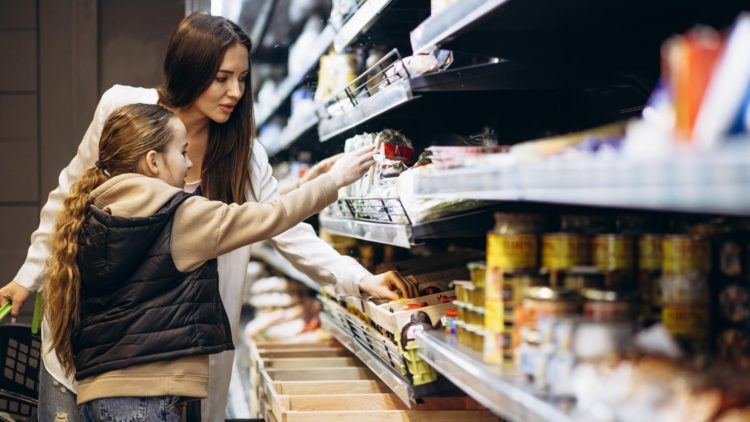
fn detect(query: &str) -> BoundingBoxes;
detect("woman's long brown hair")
[159,12,255,205]
[45,104,176,377]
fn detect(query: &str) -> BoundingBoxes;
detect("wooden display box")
[365,290,457,340]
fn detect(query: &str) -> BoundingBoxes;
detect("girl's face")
[154,118,193,188]
[191,42,249,124]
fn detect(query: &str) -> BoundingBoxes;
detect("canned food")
[662,305,710,339]
[660,273,710,305]
[493,213,547,234]
[487,233,539,270]
[662,235,711,273]
[467,261,487,288]
[452,281,472,303]
[638,234,663,271]
[593,234,634,271]
[503,272,546,326]
[542,233,590,270]
[581,288,636,321]
[516,287,580,345]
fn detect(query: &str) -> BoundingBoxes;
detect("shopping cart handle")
[0,301,11,322]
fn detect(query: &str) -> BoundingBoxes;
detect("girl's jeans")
[79,396,181,422]
[38,363,79,422]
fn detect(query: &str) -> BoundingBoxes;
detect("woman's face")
[192,43,249,124]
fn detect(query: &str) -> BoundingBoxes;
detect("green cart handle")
[0,301,11,322]
[32,292,43,334]
[0,293,43,333]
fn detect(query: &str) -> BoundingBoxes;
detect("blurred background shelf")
[255,24,335,127]
[416,330,576,422]
[411,142,750,216]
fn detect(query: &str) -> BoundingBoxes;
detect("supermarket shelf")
[411,145,750,216]
[255,25,336,127]
[411,0,507,54]
[409,0,738,56]
[333,0,395,53]
[318,78,418,142]
[416,330,575,422]
[319,214,413,248]
[319,207,495,248]
[264,112,319,156]
[320,313,414,405]
[253,242,320,292]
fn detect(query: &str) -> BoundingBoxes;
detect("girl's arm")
[170,173,339,271]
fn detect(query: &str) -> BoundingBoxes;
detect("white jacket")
[15,85,369,420]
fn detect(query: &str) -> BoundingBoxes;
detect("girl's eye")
[215,77,227,83]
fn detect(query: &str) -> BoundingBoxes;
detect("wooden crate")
[261,356,364,369]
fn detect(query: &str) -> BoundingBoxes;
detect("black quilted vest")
[72,190,234,380]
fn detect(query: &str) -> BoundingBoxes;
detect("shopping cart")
[0,301,40,421]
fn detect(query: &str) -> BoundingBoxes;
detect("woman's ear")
[141,150,160,176]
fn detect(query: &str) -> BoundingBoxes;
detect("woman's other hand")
[0,280,31,322]
[358,271,418,300]
[327,146,375,188]
[300,153,344,185]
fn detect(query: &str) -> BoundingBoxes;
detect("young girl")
[43,103,373,421]
[0,12,415,421]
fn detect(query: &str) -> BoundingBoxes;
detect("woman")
[0,12,414,421]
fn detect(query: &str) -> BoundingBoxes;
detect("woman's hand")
[327,146,375,188]
[300,153,344,185]
[358,271,419,301]
[0,280,31,322]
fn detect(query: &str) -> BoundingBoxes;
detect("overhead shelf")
[416,330,576,422]
[319,205,495,248]
[411,143,750,216]
[319,213,413,248]
[410,0,744,56]
[255,25,336,127]
[263,112,319,157]
[253,242,320,292]
[318,78,418,142]
[411,0,507,54]
[333,0,395,53]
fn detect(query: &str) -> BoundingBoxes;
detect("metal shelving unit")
[411,142,750,216]
[320,200,495,248]
[318,48,419,142]
[333,0,396,53]
[410,0,507,54]
[253,242,320,292]
[417,330,576,422]
[255,25,336,127]
[319,213,413,248]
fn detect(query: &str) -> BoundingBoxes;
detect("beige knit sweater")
[76,172,338,404]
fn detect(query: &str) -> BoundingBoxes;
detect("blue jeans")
[38,362,80,422]
[79,396,181,422]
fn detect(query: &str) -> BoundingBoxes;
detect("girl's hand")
[327,146,375,188]
[0,280,31,322]
[358,271,418,301]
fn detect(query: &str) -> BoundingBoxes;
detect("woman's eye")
[215,77,227,83]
